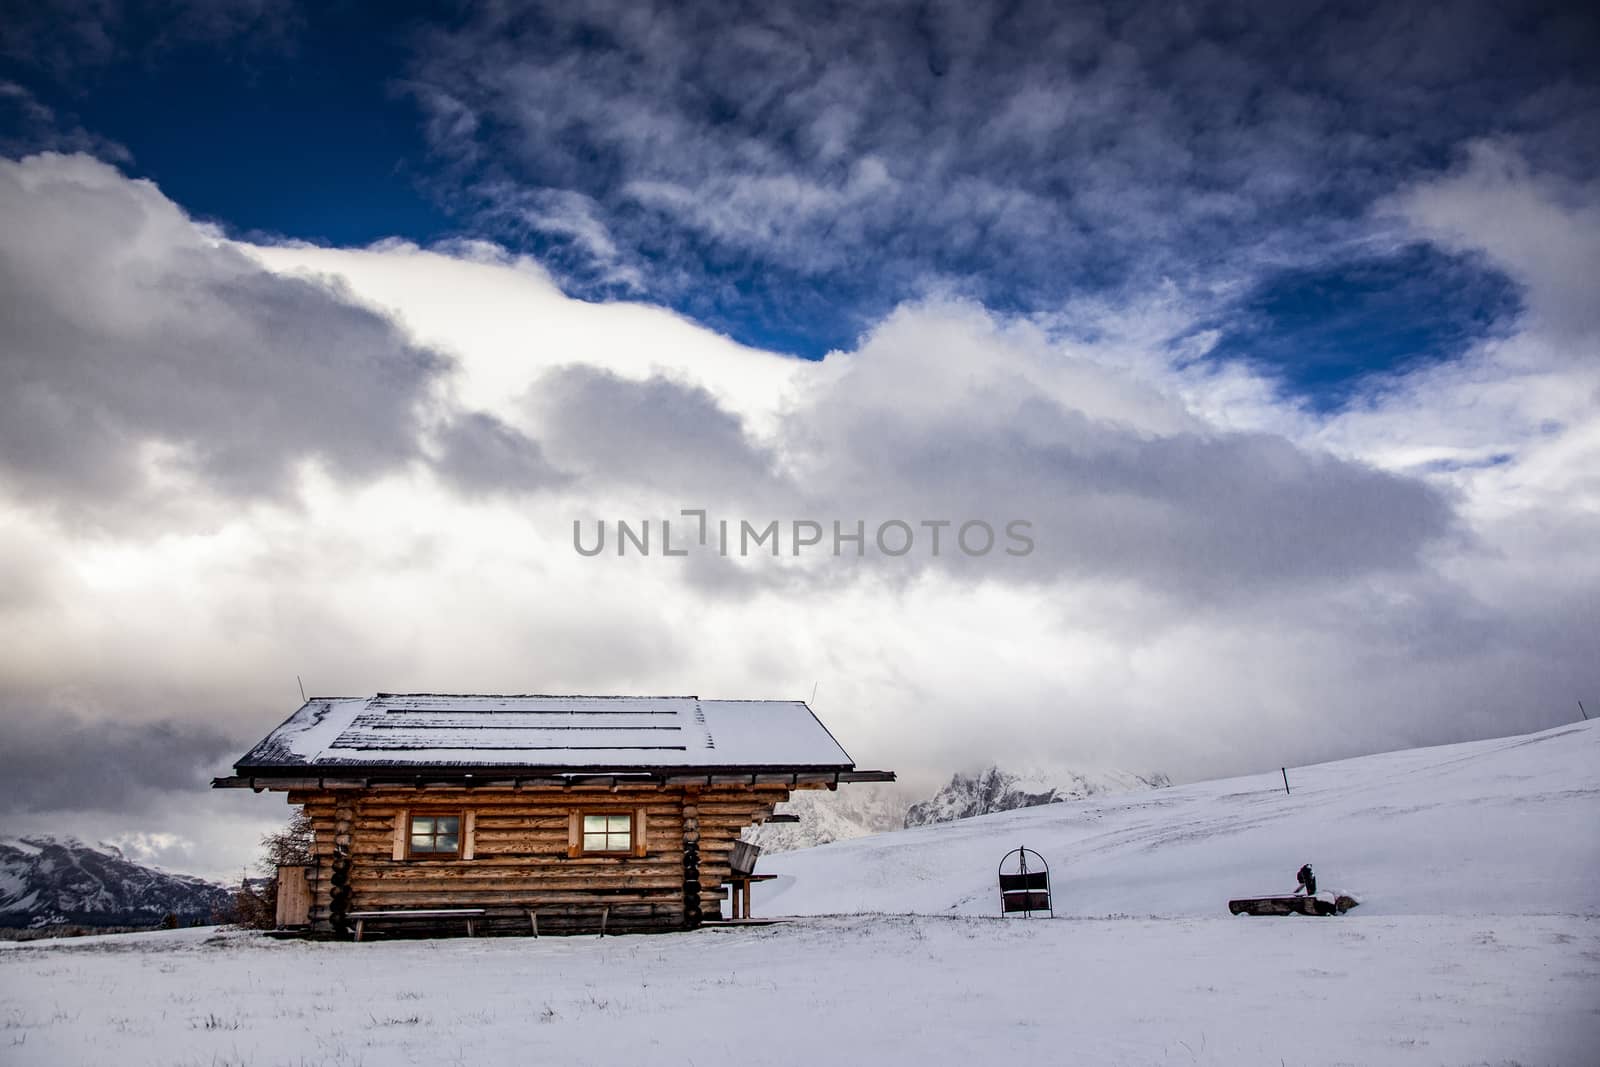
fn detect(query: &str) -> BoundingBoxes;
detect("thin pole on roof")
[297,675,307,702]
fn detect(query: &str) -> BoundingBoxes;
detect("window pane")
[583,815,607,832]
[433,835,457,853]
[583,833,608,851]
[606,815,631,832]
[411,817,433,834]
[410,833,431,849]
[435,816,460,835]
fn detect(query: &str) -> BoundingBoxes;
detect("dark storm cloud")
[526,365,783,500]
[804,417,1444,592]
[0,153,450,513]
[433,411,569,496]
[0,706,240,814]
[501,305,1455,599]
[411,0,1599,351]
[773,312,1457,595]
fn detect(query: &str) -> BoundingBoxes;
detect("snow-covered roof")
[231,693,858,776]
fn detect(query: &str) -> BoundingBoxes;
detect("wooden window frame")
[568,808,649,859]
[397,809,471,861]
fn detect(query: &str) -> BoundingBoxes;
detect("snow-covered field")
[2,720,1596,1066]
[758,719,1600,918]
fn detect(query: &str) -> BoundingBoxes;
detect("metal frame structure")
[997,846,1053,917]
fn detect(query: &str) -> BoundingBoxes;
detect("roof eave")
[213,767,896,790]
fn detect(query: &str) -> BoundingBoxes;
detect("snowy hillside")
[759,719,1600,918]
[0,835,230,929]
[747,766,1170,852]
[904,765,1171,826]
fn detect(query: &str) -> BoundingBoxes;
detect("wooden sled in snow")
[1228,893,1358,916]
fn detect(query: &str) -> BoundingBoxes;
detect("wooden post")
[682,788,702,929]
[1281,767,1291,795]
[743,878,752,920]
[330,798,355,939]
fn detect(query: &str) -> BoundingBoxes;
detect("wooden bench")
[524,896,670,937]
[347,908,486,942]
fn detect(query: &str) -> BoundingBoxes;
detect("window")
[409,814,461,856]
[582,813,633,854]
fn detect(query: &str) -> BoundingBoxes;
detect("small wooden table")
[721,873,778,920]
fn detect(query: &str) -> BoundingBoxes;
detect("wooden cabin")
[213,693,892,937]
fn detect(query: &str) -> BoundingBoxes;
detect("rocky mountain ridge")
[0,835,232,929]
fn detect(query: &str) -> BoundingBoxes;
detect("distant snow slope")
[0,835,230,928]
[747,766,1169,852]
[904,765,1171,826]
[758,719,1600,918]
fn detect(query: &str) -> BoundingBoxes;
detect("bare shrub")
[229,810,313,930]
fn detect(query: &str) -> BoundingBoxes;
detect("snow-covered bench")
[347,908,486,941]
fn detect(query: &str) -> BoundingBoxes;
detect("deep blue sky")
[3,0,1596,403]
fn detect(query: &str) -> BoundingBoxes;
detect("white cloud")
[0,153,449,516]
[1385,140,1600,343]
[245,239,805,439]
[1,149,1596,881]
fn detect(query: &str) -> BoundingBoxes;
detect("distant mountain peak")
[0,834,230,930]
[904,765,1170,827]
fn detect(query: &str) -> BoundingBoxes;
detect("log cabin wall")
[286,783,795,935]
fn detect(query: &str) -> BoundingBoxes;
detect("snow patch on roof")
[233,694,854,772]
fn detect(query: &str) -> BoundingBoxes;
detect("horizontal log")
[350,864,681,883]
[476,813,683,829]
[349,889,681,907]
[327,852,676,869]
[349,877,685,894]
[352,888,686,904]
[348,854,682,870]
[321,851,684,870]
[693,801,779,814]
[349,856,682,874]
[349,874,684,892]
[516,896,682,907]
[346,820,642,838]
[353,801,687,817]
[289,784,787,800]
